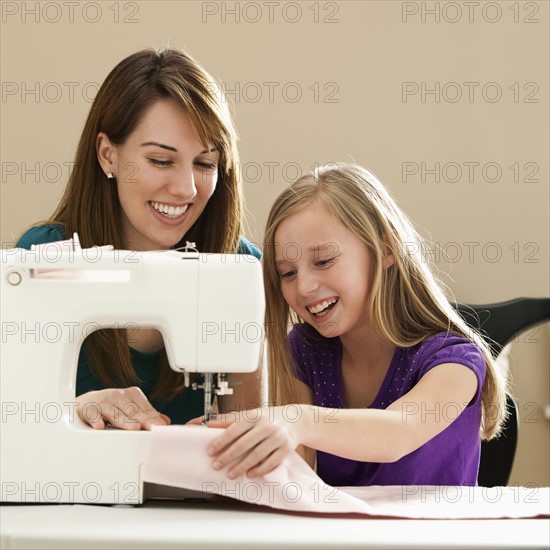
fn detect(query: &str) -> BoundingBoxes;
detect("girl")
[16,47,261,429]
[204,163,508,486]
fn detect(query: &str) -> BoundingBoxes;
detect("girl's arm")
[207,362,477,478]
[218,371,263,413]
[290,380,316,470]
[302,363,477,462]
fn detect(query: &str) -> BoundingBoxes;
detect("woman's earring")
[107,172,115,179]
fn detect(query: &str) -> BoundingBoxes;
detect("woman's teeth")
[151,202,189,219]
[308,298,338,316]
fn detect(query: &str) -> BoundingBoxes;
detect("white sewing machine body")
[0,236,265,504]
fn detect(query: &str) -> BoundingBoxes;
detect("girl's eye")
[316,257,335,267]
[280,270,296,280]
[149,158,172,167]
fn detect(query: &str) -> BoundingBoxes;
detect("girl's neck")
[339,326,396,409]
[340,326,395,372]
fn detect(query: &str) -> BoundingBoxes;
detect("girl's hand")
[76,387,171,430]
[195,406,307,479]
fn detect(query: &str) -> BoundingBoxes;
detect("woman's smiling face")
[99,99,220,251]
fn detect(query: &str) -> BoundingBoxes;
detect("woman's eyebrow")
[140,142,218,154]
[140,141,177,152]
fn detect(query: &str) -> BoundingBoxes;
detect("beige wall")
[1,1,548,484]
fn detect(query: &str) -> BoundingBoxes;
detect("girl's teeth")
[308,299,337,315]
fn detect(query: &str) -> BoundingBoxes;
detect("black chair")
[455,297,550,487]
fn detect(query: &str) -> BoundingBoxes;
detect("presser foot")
[202,412,217,425]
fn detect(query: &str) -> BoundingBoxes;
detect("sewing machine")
[0,234,265,504]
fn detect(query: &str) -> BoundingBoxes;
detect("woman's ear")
[96,132,117,178]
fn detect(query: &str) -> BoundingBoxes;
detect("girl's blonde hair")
[42,47,243,401]
[263,163,508,440]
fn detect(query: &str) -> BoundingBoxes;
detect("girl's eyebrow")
[140,142,218,154]
[307,242,337,251]
[275,242,338,263]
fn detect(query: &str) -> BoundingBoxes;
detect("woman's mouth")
[149,201,190,220]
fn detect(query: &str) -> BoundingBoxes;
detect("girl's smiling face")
[97,99,220,251]
[274,200,374,339]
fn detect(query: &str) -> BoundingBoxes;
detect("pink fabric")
[142,425,550,518]
[143,425,373,514]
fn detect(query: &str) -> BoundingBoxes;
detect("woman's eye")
[196,161,218,171]
[149,158,172,167]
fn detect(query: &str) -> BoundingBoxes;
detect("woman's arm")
[207,362,477,478]
[76,387,170,430]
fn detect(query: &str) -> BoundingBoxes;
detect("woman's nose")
[169,165,197,199]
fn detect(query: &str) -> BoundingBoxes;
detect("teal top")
[16,224,262,424]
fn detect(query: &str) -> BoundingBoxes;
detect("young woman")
[17,47,261,429]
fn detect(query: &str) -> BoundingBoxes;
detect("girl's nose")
[297,270,320,297]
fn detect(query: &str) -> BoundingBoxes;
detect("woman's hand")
[76,387,170,430]
[189,405,308,479]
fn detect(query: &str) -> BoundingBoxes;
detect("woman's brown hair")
[47,47,243,401]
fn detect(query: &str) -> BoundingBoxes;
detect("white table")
[1,499,549,549]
